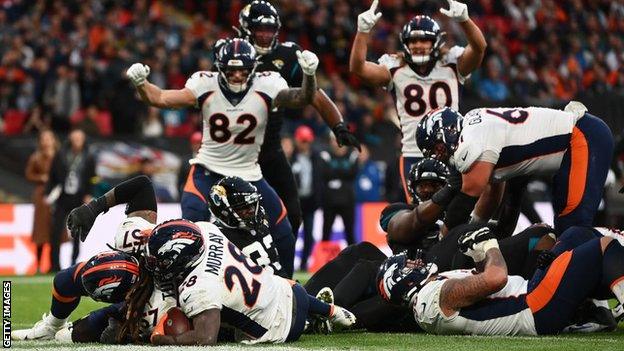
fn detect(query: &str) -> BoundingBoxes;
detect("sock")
[611,278,624,305]
[602,240,624,305]
[50,264,86,319]
[307,295,332,317]
[46,313,68,327]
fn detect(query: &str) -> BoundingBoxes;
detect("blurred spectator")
[320,135,358,245]
[24,129,58,273]
[131,156,175,202]
[43,65,80,132]
[355,145,383,202]
[142,106,164,138]
[71,104,113,137]
[178,131,203,195]
[289,127,322,271]
[46,128,95,271]
[478,57,509,102]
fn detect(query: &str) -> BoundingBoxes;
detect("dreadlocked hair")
[117,260,153,344]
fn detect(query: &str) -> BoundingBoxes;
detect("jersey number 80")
[404,82,452,117]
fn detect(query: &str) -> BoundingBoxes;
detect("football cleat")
[12,313,68,340]
[563,302,617,333]
[316,287,334,305]
[329,305,357,330]
[54,323,73,342]
[612,303,624,323]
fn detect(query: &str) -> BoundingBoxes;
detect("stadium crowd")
[1,0,623,138]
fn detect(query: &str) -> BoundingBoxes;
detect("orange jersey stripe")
[183,165,207,203]
[276,199,288,224]
[559,127,588,216]
[526,250,573,313]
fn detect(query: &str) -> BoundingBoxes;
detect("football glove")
[66,197,107,242]
[332,122,361,151]
[439,0,469,22]
[357,0,382,33]
[126,63,151,86]
[458,226,499,262]
[296,50,319,76]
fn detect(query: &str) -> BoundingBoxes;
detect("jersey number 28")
[225,242,263,307]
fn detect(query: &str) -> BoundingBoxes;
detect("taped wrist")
[444,192,479,230]
[431,186,456,208]
[112,175,157,214]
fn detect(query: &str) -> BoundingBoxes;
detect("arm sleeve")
[179,274,223,318]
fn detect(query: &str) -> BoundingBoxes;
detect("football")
[163,307,192,336]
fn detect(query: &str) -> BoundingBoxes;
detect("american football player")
[141,219,356,345]
[378,225,624,336]
[11,251,139,341]
[236,0,361,238]
[126,38,320,277]
[349,0,486,202]
[416,103,614,235]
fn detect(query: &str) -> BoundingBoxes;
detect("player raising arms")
[126,38,320,277]
[236,0,361,237]
[349,0,486,202]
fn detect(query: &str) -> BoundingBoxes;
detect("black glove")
[457,226,496,256]
[536,250,557,270]
[446,167,463,191]
[332,122,361,151]
[431,168,463,207]
[66,197,107,242]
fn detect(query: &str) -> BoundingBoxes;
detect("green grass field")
[5,274,624,350]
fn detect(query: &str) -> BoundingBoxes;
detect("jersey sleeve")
[441,46,469,84]
[178,271,224,318]
[184,71,218,107]
[281,42,304,87]
[378,54,402,90]
[254,72,289,99]
[452,109,502,173]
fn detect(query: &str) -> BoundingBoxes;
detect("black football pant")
[321,203,355,245]
[260,150,302,238]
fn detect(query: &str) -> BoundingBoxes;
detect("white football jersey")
[185,71,289,181]
[413,270,536,336]
[113,216,155,255]
[453,107,582,182]
[177,221,293,344]
[379,46,467,157]
[139,285,177,339]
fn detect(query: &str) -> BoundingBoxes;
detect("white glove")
[357,0,382,33]
[458,227,499,262]
[440,0,469,22]
[126,63,151,86]
[296,50,319,76]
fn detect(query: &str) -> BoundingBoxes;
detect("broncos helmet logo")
[157,237,197,257]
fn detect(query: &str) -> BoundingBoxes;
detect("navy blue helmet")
[376,251,438,305]
[416,107,463,160]
[81,251,140,303]
[239,0,281,55]
[400,15,445,66]
[408,158,449,203]
[209,176,265,232]
[215,38,258,93]
[143,219,204,285]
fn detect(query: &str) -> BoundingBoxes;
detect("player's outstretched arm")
[312,90,361,150]
[439,231,507,316]
[349,0,391,87]
[126,63,196,109]
[439,0,487,76]
[151,309,220,346]
[66,175,158,242]
[273,50,318,109]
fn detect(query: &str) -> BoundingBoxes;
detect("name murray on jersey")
[204,232,225,275]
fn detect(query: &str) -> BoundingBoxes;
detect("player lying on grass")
[139,219,356,345]
[378,225,624,335]
[304,159,555,332]
[11,175,160,341]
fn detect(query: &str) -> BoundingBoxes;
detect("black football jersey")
[218,225,284,277]
[255,42,304,156]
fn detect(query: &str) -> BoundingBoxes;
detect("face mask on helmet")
[209,177,264,231]
[81,251,140,303]
[216,39,257,93]
[377,250,438,305]
[416,107,463,162]
[239,1,281,55]
[408,158,449,202]
[400,16,445,67]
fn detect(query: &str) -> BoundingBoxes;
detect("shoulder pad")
[114,217,154,255]
[441,46,465,65]
[451,135,484,173]
[253,72,288,96]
